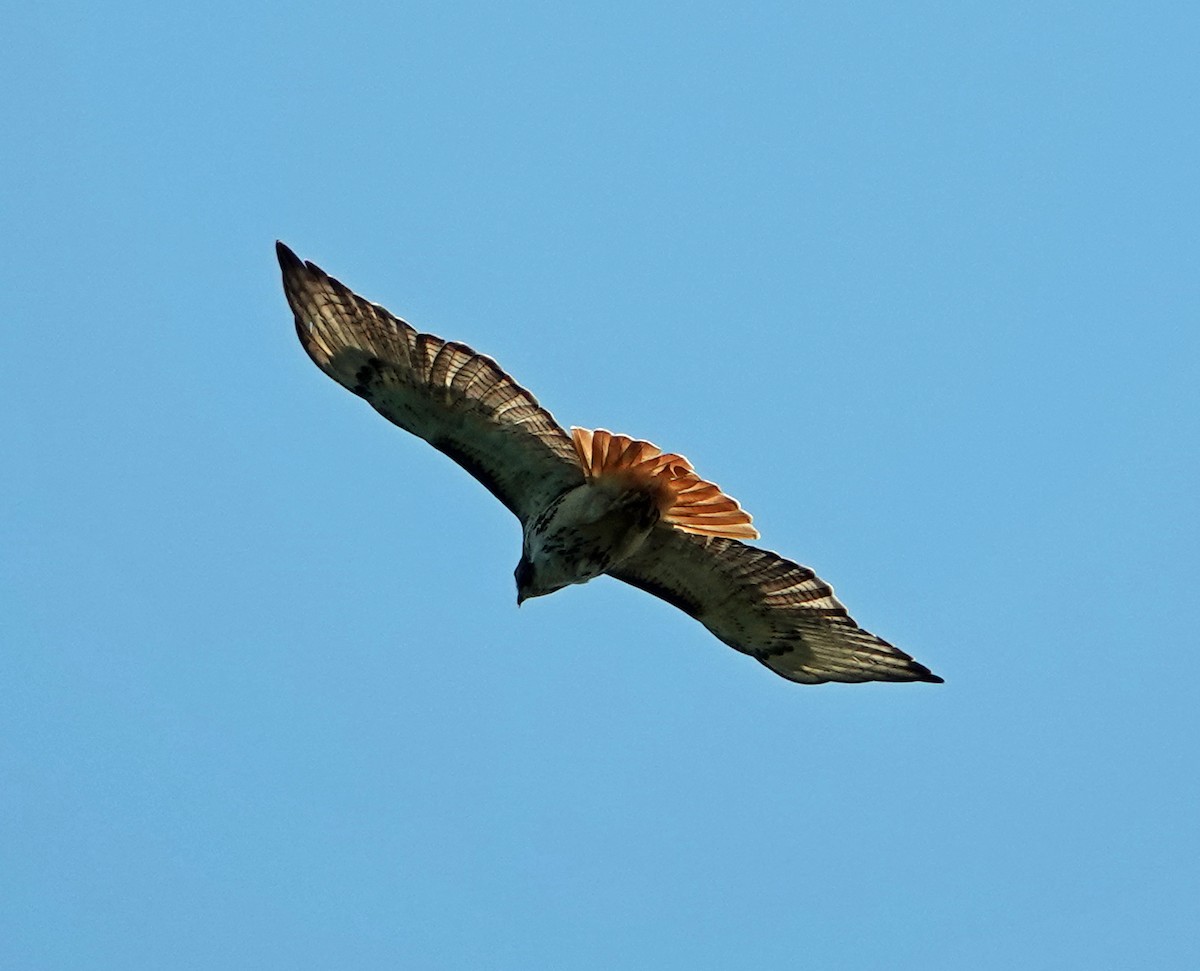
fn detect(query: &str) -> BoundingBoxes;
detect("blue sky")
[4,1,1197,967]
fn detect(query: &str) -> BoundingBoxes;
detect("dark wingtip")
[276,240,301,270]
[918,669,945,684]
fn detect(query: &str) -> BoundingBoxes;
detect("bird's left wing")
[278,243,585,524]
[609,527,942,684]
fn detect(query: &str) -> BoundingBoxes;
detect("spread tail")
[571,428,759,540]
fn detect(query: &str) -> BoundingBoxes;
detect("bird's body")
[519,477,661,602]
[277,242,942,685]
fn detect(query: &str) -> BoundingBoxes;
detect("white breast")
[524,480,659,590]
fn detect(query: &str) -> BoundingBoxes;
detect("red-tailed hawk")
[278,242,942,685]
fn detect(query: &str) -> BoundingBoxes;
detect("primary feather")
[278,242,942,686]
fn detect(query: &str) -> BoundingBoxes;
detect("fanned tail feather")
[571,428,759,540]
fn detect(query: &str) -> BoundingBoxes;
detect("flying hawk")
[278,242,942,685]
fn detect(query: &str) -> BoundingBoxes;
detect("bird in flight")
[277,242,942,685]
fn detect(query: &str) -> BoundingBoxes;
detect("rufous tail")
[570,428,759,540]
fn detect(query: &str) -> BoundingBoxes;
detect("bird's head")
[514,556,562,606]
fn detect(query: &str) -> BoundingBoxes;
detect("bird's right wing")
[278,243,585,525]
[609,527,942,684]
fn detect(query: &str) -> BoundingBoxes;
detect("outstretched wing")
[609,527,941,684]
[278,243,585,524]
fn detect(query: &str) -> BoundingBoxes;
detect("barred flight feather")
[278,242,584,523]
[609,530,942,684]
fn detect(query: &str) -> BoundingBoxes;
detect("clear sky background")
[4,2,1197,968]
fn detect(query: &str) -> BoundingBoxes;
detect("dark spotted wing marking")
[609,527,942,684]
[278,243,585,524]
